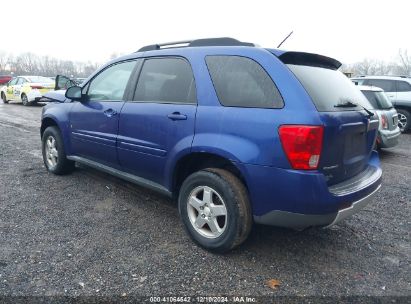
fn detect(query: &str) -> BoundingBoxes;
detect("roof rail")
[137,37,255,52]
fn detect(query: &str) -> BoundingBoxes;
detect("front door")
[117,57,197,186]
[6,78,18,100]
[69,60,137,167]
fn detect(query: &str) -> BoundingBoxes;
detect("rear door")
[285,62,379,185]
[13,77,24,99]
[395,80,411,103]
[69,60,137,167]
[117,57,197,185]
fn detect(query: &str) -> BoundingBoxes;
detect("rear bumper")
[378,128,401,148]
[241,151,382,229]
[253,185,381,229]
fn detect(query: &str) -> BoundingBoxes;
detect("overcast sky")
[2,0,410,64]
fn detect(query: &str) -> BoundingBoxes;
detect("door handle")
[167,112,187,121]
[104,108,117,117]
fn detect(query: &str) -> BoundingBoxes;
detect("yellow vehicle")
[0,76,55,106]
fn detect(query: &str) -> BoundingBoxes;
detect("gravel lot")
[0,101,410,302]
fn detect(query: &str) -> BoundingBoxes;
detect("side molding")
[67,156,172,197]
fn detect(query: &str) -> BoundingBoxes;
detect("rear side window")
[396,80,411,92]
[134,58,196,104]
[205,56,283,108]
[288,64,372,111]
[364,79,395,92]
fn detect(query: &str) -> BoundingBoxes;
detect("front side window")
[205,55,283,108]
[16,78,24,85]
[88,61,136,101]
[134,58,196,104]
[365,79,395,92]
[8,78,18,86]
[396,81,411,92]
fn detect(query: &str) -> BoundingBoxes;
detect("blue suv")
[41,38,382,252]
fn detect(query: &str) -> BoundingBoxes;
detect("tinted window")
[134,58,196,104]
[288,64,373,111]
[206,56,283,108]
[396,80,411,92]
[361,90,393,110]
[88,61,136,101]
[364,79,395,92]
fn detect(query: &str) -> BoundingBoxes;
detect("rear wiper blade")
[334,100,374,118]
[334,100,358,108]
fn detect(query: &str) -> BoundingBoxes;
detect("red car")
[0,75,12,85]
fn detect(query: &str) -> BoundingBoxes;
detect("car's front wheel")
[397,109,410,133]
[1,92,8,104]
[178,168,252,253]
[42,126,75,175]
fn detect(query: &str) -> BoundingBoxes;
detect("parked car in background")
[0,75,12,85]
[358,85,400,148]
[1,76,55,105]
[351,76,411,132]
[41,37,382,252]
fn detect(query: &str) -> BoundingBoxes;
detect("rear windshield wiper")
[334,100,374,118]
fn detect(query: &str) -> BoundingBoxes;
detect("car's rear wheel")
[397,109,410,133]
[21,93,31,106]
[42,126,75,175]
[178,168,252,253]
[1,92,8,104]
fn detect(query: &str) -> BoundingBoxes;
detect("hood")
[43,90,67,102]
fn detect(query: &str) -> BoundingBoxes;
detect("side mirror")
[65,86,83,101]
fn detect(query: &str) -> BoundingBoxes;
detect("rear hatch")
[279,52,378,185]
[361,89,398,131]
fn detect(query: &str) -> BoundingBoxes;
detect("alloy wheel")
[45,135,58,168]
[398,113,407,132]
[187,186,228,239]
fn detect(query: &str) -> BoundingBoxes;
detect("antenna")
[277,31,294,48]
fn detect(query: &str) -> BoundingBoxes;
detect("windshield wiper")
[334,100,374,118]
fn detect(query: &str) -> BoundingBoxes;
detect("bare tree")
[0,51,10,73]
[397,49,411,76]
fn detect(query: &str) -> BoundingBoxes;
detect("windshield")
[361,90,393,110]
[25,76,54,83]
[287,64,373,111]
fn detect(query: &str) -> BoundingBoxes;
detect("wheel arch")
[171,152,249,199]
[41,116,60,137]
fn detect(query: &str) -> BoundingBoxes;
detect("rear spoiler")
[277,51,342,70]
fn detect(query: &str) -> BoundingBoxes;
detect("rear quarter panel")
[187,47,322,168]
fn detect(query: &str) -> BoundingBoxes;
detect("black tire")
[1,92,8,104]
[21,93,31,106]
[178,168,252,253]
[397,109,410,133]
[42,126,75,175]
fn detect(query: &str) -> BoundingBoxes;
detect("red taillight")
[278,125,324,170]
[381,114,388,129]
[30,85,43,89]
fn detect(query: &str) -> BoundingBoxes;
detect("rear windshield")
[361,90,393,110]
[26,76,54,83]
[287,64,373,111]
